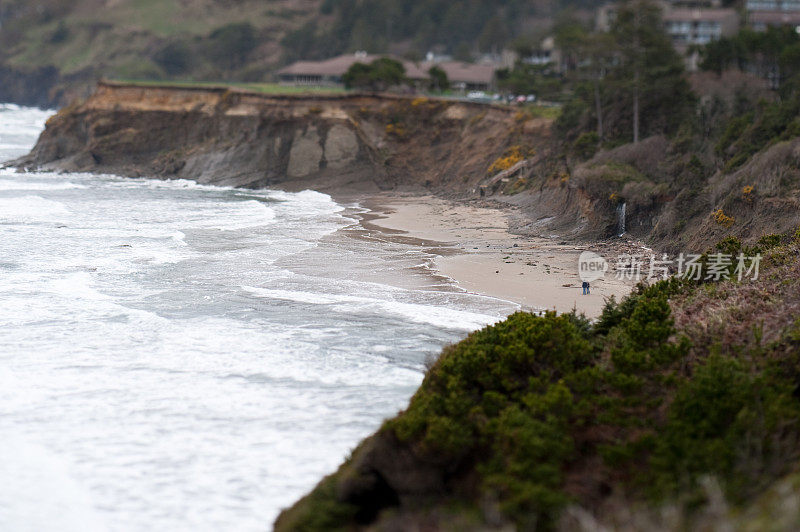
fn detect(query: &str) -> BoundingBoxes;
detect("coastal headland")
[14,81,639,316]
[14,81,541,194]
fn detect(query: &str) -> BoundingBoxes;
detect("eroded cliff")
[15,82,548,195]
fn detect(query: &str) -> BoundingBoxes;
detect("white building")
[747,0,800,30]
[664,8,740,47]
[595,2,739,70]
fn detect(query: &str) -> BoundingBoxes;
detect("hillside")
[0,0,323,106]
[275,234,800,530]
[0,0,592,108]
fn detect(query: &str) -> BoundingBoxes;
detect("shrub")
[428,66,449,92]
[384,122,407,139]
[712,208,735,227]
[206,23,258,70]
[343,58,406,91]
[572,131,599,160]
[49,21,69,44]
[742,185,755,203]
[488,146,533,175]
[650,354,800,500]
[755,234,783,252]
[154,41,193,75]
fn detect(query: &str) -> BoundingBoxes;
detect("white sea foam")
[0,104,513,532]
[242,286,500,330]
[0,195,69,221]
[0,179,86,191]
[0,433,108,532]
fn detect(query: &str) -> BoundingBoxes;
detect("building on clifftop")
[277,53,496,92]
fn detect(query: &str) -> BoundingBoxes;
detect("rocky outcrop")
[15,82,540,195]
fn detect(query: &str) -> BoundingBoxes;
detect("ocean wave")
[0,179,87,191]
[242,286,501,331]
[185,199,278,231]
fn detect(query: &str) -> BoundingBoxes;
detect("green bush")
[342,57,406,91]
[282,239,800,530]
[153,41,193,76]
[386,290,689,528]
[572,131,599,160]
[206,22,258,70]
[428,65,449,92]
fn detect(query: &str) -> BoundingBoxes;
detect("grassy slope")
[276,234,800,530]
[2,0,322,78]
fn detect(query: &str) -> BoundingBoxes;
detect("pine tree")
[612,0,690,143]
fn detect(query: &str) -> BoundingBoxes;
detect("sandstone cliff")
[15,82,548,196]
[19,82,687,245]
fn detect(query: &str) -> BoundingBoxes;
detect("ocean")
[0,104,516,531]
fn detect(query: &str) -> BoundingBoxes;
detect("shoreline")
[357,194,640,318]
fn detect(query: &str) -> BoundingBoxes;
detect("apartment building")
[747,0,800,30]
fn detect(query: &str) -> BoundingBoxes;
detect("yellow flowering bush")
[488,146,534,175]
[385,123,407,138]
[712,208,735,227]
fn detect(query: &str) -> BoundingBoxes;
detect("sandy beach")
[362,195,640,318]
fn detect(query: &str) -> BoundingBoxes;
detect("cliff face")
[21,82,796,250]
[16,82,543,195]
[21,82,643,241]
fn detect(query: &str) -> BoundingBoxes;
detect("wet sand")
[361,195,640,318]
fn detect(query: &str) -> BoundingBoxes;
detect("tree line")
[281,0,600,62]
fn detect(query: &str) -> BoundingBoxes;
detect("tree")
[428,66,449,92]
[553,14,589,72]
[555,0,693,146]
[206,22,258,71]
[701,26,800,92]
[342,62,373,90]
[154,41,193,76]
[578,32,616,142]
[342,57,407,91]
[496,63,562,99]
[478,16,506,54]
[612,0,691,143]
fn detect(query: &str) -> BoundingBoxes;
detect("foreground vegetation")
[277,234,800,530]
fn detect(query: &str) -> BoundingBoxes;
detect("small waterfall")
[616,202,626,237]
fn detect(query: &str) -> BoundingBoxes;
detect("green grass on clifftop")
[276,234,800,531]
[108,79,347,95]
